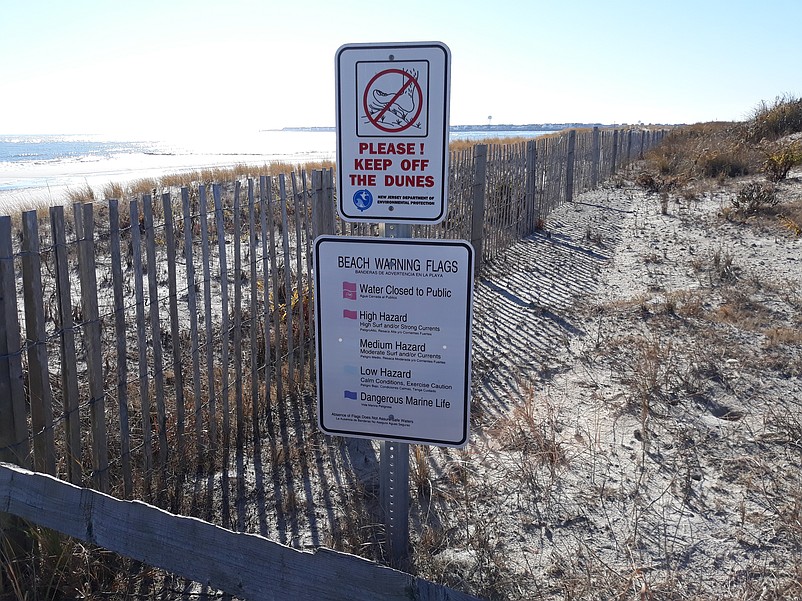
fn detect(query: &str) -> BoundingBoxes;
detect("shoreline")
[0,129,341,209]
[0,150,336,211]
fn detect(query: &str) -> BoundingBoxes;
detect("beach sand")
[420,168,802,598]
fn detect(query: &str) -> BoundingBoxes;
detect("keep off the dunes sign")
[335,42,451,223]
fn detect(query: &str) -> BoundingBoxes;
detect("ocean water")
[0,128,551,207]
[0,131,337,193]
[0,135,156,164]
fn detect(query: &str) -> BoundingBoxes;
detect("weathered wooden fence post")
[74,203,110,492]
[0,215,31,594]
[232,183,245,448]
[290,173,307,387]
[626,129,633,164]
[264,179,283,409]
[311,168,334,399]
[130,199,154,499]
[50,206,83,486]
[248,179,261,437]
[313,169,336,237]
[108,200,133,498]
[0,217,28,470]
[470,144,487,275]
[278,175,295,392]
[565,130,576,202]
[591,126,601,188]
[21,210,57,477]
[610,129,619,176]
[524,139,537,236]
[258,176,274,429]
[302,172,316,382]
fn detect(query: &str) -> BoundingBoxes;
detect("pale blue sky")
[1,0,800,135]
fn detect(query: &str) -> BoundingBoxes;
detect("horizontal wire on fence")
[0,347,26,360]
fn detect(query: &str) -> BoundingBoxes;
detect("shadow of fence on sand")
[171,185,641,591]
[470,185,635,421]
[159,185,646,601]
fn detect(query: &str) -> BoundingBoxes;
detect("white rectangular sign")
[335,42,451,224]
[314,236,473,447]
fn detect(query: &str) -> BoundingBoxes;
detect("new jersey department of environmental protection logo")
[353,189,373,211]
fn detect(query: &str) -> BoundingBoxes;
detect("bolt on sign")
[314,236,473,447]
[335,42,451,224]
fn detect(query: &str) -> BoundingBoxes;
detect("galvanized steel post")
[379,222,411,568]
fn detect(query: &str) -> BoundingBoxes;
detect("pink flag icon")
[343,309,358,320]
[342,281,357,300]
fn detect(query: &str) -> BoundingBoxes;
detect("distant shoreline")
[275,122,674,133]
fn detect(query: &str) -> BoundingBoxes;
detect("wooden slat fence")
[0,461,480,601]
[1,174,320,498]
[0,126,665,597]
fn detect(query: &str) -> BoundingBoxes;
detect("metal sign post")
[380,438,409,566]
[380,222,410,567]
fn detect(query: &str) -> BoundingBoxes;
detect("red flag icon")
[342,281,357,300]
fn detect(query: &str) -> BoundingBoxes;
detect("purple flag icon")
[342,281,357,300]
[343,309,358,320]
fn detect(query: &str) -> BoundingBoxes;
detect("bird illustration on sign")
[362,67,424,133]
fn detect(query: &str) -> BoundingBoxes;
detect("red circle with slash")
[362,68,424,133]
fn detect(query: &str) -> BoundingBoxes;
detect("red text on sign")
[358,142,418,155]
[401,159,429,171]
[384,175,435,188]
[350,174,377,186]
[354,158,392,170]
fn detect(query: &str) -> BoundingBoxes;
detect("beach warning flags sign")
[335,42,451,224]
